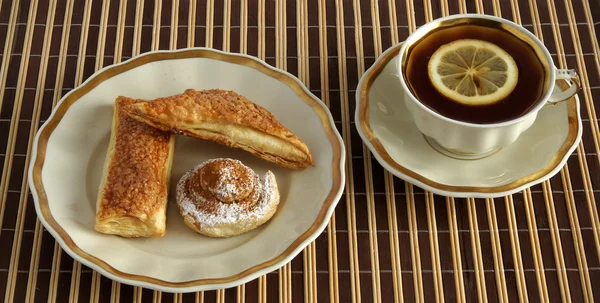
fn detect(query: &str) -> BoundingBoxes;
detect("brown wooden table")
[1,0,599,302]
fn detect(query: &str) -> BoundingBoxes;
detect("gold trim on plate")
[31,49,344,288]
[359,43,580,194]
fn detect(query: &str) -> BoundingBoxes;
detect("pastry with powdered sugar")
[176,158,280,238]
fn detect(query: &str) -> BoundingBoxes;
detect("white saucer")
[355,43,582,198]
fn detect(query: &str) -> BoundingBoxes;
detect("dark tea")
[404,24,546,124]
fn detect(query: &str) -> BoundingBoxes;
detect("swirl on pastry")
[191,158,256,203]
[176,158,280,237]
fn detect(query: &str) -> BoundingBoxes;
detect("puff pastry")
[125,89,314,170]
[176,158,280,238]
[95,96,176,238]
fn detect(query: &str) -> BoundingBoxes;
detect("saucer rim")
[355,42,582,198]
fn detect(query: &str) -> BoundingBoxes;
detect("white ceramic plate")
[356,43,582,198]
[29,48,345,292]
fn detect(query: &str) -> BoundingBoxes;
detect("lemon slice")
[427,39,518,106]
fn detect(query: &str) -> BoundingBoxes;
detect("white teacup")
[397,14,579,159]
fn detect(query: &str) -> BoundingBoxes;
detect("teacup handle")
[547,69,580,104]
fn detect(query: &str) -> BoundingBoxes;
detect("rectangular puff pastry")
[95,96,175,238]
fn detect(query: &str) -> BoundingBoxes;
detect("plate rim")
[355,42,582,198]
[27,47,346,292]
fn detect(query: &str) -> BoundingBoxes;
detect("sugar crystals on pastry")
[95,96,176,238]
[124,89,313,170]
[176,158,280,238]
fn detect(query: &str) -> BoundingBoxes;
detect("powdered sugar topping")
[177,158,278,227]
[198,160,255,203]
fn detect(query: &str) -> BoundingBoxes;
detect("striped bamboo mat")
[1,0,600,302]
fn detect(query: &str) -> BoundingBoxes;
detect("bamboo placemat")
[1,0,599,302]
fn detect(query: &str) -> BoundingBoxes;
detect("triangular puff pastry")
[125,89,314,170]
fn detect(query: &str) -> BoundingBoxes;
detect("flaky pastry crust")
[95,96,176,238]
[125,89,313,170]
